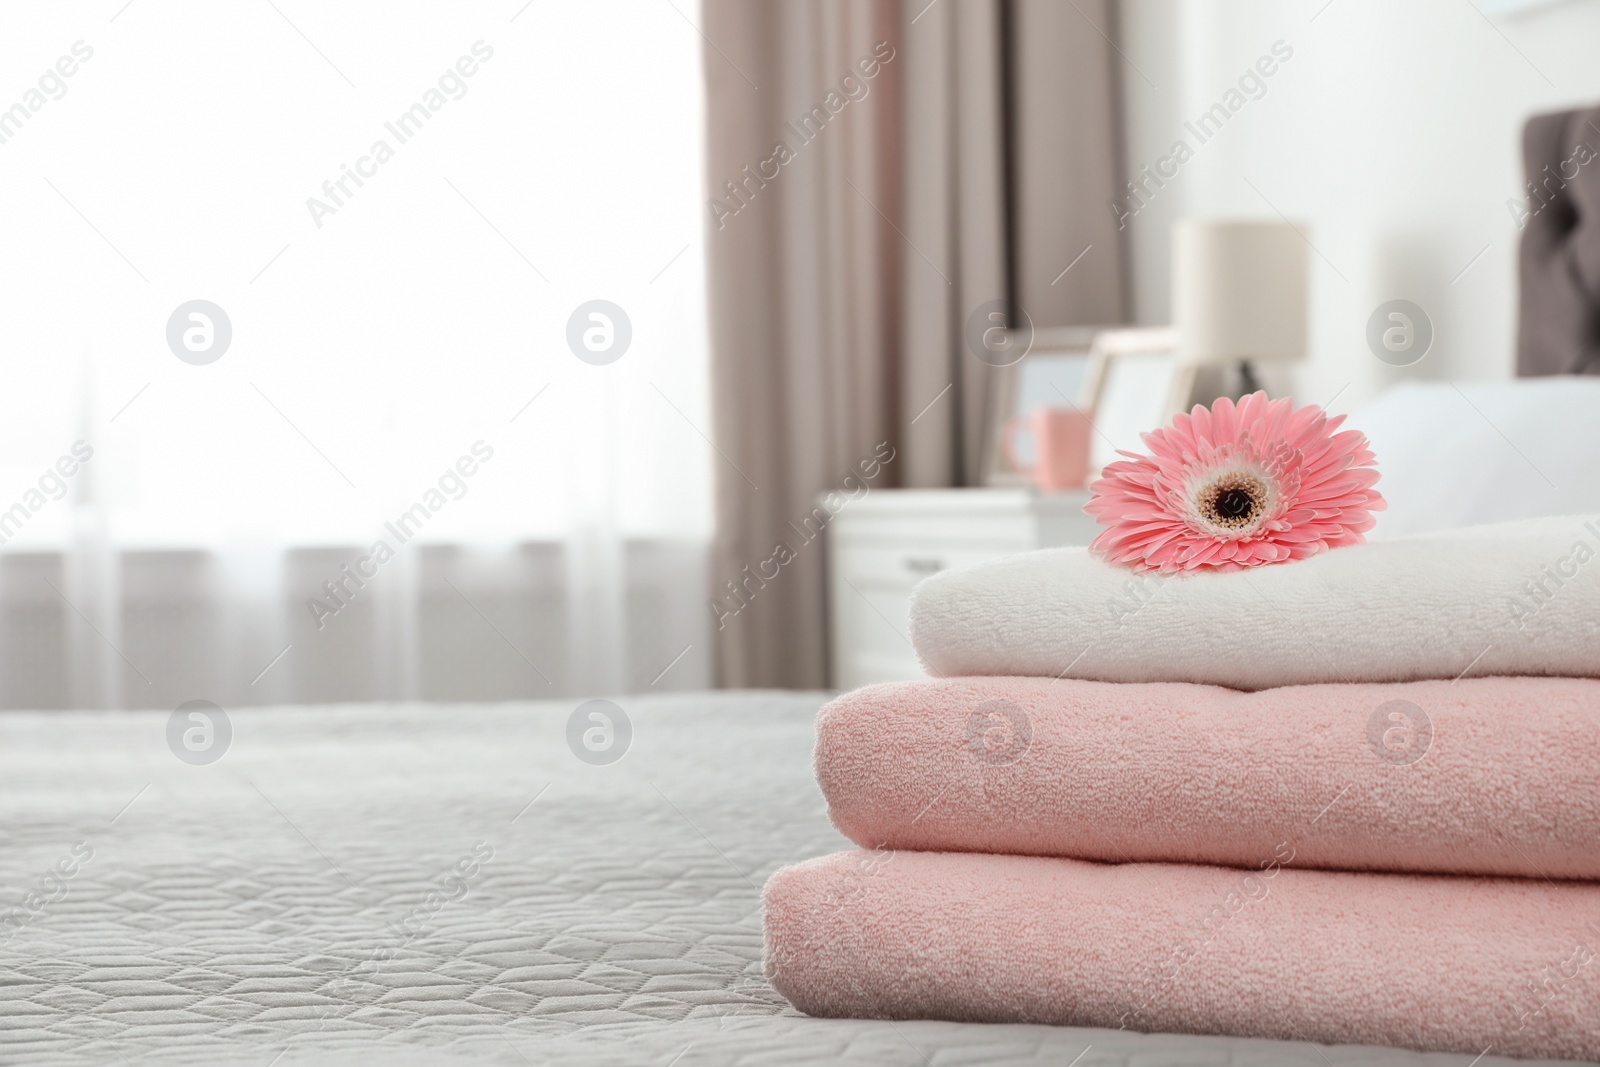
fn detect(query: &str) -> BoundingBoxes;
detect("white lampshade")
[1173,219,1308,367]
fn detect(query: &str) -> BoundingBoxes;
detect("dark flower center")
[1214,487,1254,520]
[1197,473,1267,531]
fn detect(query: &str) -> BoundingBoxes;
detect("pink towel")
[817,676,1600,880]
[764,849,1600,1060]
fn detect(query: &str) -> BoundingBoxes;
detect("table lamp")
[1173,219,1308,395]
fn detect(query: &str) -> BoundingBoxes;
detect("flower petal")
[1085,391,1384,574]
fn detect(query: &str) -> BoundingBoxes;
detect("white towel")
[909,515,1600,690]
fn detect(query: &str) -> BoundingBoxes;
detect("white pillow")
[1344,377,1600,538]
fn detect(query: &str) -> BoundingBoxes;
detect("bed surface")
[0,693,1579,1066]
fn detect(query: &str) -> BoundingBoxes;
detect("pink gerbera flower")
[1085,391,1384,574]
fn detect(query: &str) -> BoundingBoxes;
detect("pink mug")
[1004,408,1092,491]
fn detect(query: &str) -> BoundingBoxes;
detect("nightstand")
[827,488,1099,690]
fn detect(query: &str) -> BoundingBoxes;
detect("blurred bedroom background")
[1,0,1597,709]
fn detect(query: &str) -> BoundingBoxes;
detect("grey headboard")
[1518,106,1600,376]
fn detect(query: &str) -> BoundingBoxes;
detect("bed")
[0,694,1579,1066]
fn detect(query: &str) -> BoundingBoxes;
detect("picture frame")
[982,326,1098,486]
[1080,326,1191,477]
[984,325,1192,487]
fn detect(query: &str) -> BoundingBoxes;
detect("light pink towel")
[817,676,1600,879]
[765,849,1600,1060]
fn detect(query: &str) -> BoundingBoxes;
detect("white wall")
[1117,0,1600,411]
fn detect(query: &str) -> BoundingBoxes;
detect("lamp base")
[1237,359,1263,397]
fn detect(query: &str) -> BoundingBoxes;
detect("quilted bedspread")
[0,693,1581,1066]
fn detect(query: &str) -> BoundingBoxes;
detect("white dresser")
[827,488,1100,690]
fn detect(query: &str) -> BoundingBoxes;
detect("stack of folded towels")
[764,515,1600,1060]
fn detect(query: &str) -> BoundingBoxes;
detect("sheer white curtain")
[0,2,711,708]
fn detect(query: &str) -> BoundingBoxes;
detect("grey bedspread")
[0,693,1578,1066]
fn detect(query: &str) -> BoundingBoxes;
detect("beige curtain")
[701,0,1125,689]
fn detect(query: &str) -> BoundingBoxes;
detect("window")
[0,2,712,706]
[0,2,710,549]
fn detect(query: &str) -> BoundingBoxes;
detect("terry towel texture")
[816,675,1600,879]
[764,850,1600,1062]
[769,515,1600,1054]
[908,515,1600,689]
